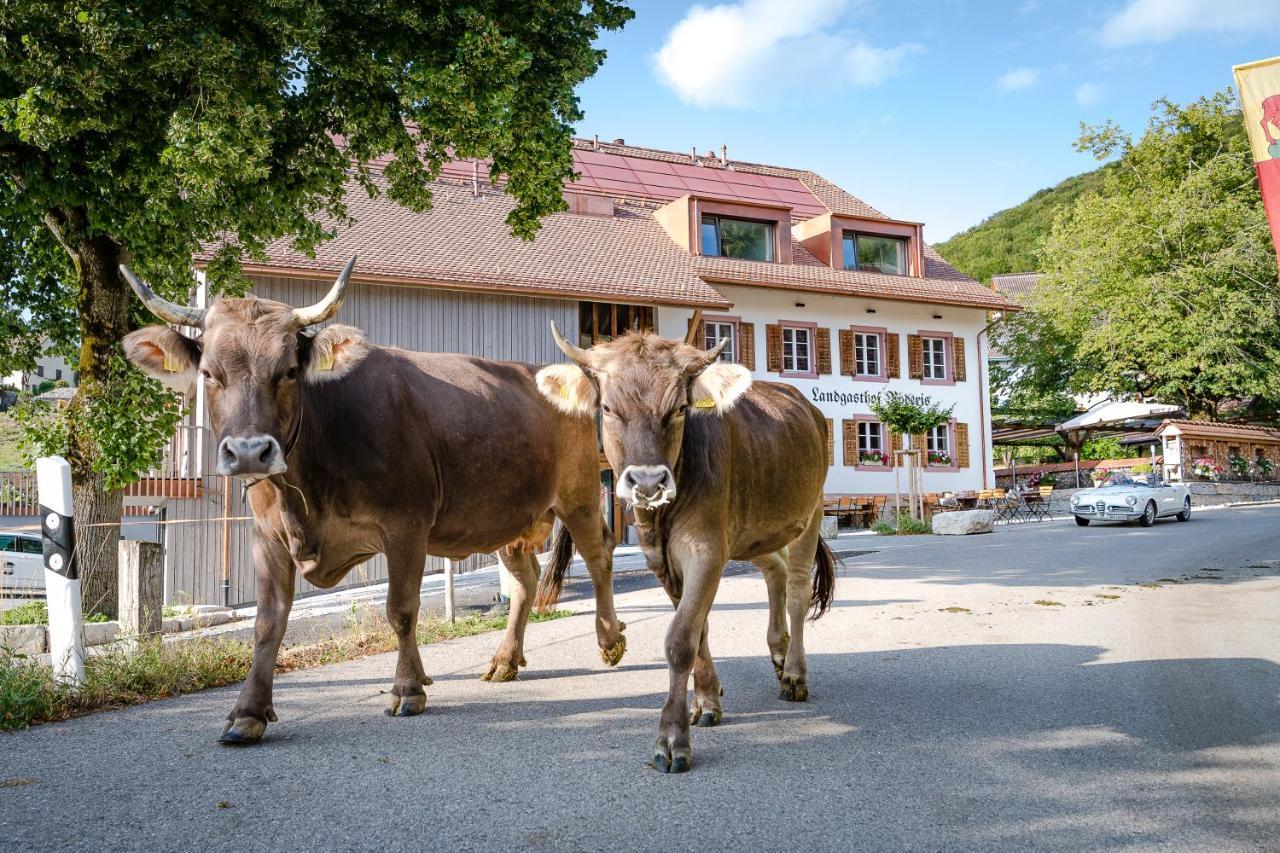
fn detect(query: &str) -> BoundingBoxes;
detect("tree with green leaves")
[996,90,1280,429]
[0,1,632,615]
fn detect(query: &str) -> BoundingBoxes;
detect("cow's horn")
[550,321,593,368]
[292,255,356,327]
[699,335,731,365]
[120,265,208,328]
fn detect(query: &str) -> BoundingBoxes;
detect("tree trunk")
[65,233,130,619]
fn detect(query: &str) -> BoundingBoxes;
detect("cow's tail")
[808,536,839,621]
[534,524,575,613]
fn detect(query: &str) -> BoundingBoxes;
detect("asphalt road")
[3,504,1279,851]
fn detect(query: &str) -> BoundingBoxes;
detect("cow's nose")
[620,465,675,503]
[217,435,285,477]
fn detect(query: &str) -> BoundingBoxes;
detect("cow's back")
[674,380,827,561]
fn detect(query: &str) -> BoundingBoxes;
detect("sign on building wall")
[1234,55,1280,271]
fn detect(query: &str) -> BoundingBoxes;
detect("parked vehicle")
[1070,475,1191,527]
[0,530,44,595]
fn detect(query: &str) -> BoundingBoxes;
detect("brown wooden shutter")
[687,316,706,349]
[889,430,903,467]
[885,332,901,378]
[842,420,856,467]
[839,329,854,376]
[825,418,834,467]
[765,324,783,373]
[956,422,970,468]
[907,334,924,379]
[816,327,832,375]
[737,322,756,370]
[952,336,967,382]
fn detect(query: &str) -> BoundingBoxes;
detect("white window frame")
[781,326,812,375]
[855,331,881,377]
[704,320,736,364]
[922,336,948,381]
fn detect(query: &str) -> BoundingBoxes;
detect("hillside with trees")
[936,166,1112,283]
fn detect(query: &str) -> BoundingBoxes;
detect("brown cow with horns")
[534,323,837,773]
[120,258,626,744]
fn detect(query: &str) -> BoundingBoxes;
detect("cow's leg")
[560,507,626,666]
[220,535,295,744]
[385,539,430,716]
[752,549,790,681]
[779,507,823,702]
[652,540,724,773]
[689,621,723,727]
[481,549,539,682]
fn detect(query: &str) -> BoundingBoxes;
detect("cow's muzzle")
[217,435,287,478]
[618,465,676,509]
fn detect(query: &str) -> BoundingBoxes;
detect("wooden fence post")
[118,540,163,639]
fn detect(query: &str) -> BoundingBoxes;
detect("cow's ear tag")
[162,351,181,373]
[559,387,570,399]
[315,351,335,372]
[694,398,716,409]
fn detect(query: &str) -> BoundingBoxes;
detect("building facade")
[153,139,1016,571]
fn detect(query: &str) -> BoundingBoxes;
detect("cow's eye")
[200,369,220,388]
[283,366,299,382]
[601,404,615,417]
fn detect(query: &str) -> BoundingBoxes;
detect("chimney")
[691,146,698,163]
[593,134,599,150]
[471,160,479,197]
[612,138,625,145]
[720,144,728,164]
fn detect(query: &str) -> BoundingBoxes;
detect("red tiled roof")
[1156,420,1280,442]
[234,179,729,309]
[224,137,1017,312]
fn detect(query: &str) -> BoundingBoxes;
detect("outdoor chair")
[1022,485,1055,521]
[977,489,996,510]
[848,496,873,529]
[869,495,887,526]
[994,489,1024,524]
[824,496,855,529]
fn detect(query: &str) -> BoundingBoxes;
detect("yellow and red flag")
[1235,55,1280,270]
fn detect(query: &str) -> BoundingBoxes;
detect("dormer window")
[842,231,906,276]
[701,214,775,261]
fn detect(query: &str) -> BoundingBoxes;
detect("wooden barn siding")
[160,278,579,607]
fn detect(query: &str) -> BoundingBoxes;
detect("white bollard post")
[496,552,512,602]
[36,456,85,687]
[443,560,456,624]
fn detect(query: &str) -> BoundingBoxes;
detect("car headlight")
[1071,494,1081,505]
[1125,495,1137,506]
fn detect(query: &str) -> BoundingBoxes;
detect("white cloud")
[653,0,922,109]
[1100,0,1279,46]
[1075,82,1105,106]
[997,67,1039,93]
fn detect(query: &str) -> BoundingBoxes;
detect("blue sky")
[573,0,1279,240]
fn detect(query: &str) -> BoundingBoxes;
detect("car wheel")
[1176,498,1191,522]
[1138,501,1156,527]
[1074,515,1090,527]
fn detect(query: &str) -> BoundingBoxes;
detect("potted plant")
[1227,454,1249,481]
[869,392,955,522]
[1255,456,1275,482]
[1191,456,1223,481]
[927,450,952,466]
[859,449,887,466]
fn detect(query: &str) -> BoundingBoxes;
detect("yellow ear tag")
[559,387,570,399]
[694,398,716,409]
[162,352,180,373]
[315,351,335,372]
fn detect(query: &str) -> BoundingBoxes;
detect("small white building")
[2,351,77,395]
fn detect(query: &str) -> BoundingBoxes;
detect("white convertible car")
[1069,474,1192,527]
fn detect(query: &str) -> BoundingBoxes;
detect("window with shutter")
[851,326,888,382]
[780,322,817,377]
[907,335,923,380]
[917,331,955,385]
[825,418,834,467]
[815,327,832,375]
[956,422,970,468]
[738,322,756,370]
[841,419,857,467]
[889,430,903,467]
[699,315,741,364]
[765,324,783,373]
[952,337,967,381]
[838,329,854,376]
[885,332,901,378]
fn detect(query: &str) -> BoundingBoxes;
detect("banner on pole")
[1234,55,1280,270]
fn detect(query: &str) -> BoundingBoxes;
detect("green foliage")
[0,412,22,468]
[872,515,932,536]
[1081,436,1123,460]
[1,601,106,625]
[869,391,954,436]
[936,166,1112,283]
[12,355,184,489]
[996,90,1280,419]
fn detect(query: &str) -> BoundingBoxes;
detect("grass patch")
[872,515,933,536]
[938,606,971,614]
[1033,600,1064,607]
[1137,582,1163,589]
[1095,594,1121,600]
[0,608,570,731]
[0,412,24,469]
[1,601,107,625]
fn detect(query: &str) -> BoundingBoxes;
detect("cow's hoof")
[652,741,693,773]
[779,676,809,702]
[691,705,722,727]
[219,717,267,745]
[386,692,427,717]
[600,634,627,667]
[480,660,519,682]
[771,658,785,681]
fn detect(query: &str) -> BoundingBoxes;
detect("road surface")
[2,504,1278,851]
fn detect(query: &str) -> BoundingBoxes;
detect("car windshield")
[1098,473,1157,488]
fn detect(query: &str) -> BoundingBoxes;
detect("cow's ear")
[122,327,201,393]
[689,363,751,415]
[536,364,598,416]
[303,324,369,383]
